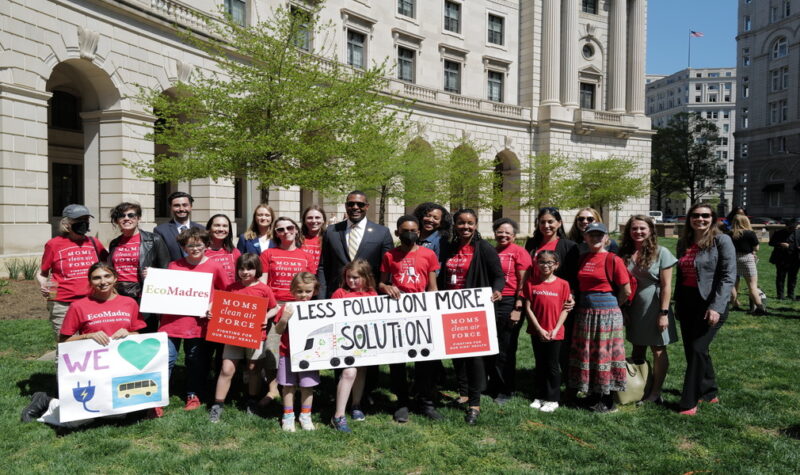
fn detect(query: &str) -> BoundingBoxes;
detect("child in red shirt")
[524,250,571,413]
[330,259,378,432]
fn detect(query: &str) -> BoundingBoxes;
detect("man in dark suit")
[317,191,393,298]
[153,191,205,261]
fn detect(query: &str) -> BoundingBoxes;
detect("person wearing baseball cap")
[35,204,108,339]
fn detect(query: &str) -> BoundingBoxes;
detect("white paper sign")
[57,333,169,423]
[288,288,498,372]
[139,267,213,316]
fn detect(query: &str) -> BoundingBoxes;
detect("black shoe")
[21,392,52,422]
[494,393,512,406]
[393,406,409,423]
[464,408,480,425]
[419,406,444,421]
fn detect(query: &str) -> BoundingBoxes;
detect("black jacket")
[108,230,171,282]
[438,238,505,292]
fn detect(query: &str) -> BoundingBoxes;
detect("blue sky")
[647,0,737,75]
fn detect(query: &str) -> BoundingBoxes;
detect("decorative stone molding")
[414,121,428,139]
[503,135,514,151]
[176,60,194,83]
[78,27,100,61]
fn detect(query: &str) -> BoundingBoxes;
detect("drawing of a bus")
[117,379,158,399]
[293,317,433,370]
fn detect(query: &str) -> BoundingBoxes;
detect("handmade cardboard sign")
[205,290,269,350]
[57,333,169,423]
[288,288,497,371]
[139,268,213,316]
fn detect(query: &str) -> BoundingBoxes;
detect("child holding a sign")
[274,272,320,432]
[330,259,378,432]
[523,250,571,413]
[379,215,442,423]
[209,253,278,423]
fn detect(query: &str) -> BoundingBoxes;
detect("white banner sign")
[57,333,169,423]
[139,267,213,317]
[288,288,497,372]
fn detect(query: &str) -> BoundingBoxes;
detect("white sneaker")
[539,401,559,413]
[281,415,296,432]
[529,399,543,409]
[299,413,315,431]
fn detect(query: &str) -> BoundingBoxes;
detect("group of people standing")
[23,192,739,429]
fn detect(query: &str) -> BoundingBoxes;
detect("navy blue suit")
[153,220,204,261]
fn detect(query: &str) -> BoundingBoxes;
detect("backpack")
[580,252,638,304]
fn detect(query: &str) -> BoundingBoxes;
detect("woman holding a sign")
[438,209,504,425]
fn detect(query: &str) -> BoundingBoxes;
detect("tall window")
[580,83,595,109]
[784,0,791,17]
[398,0,415,18]
[347,30,366,68]
[224,0,246,26]
[741,107,749,128]
[742,48,751,66]
[582,0,598,14]
[744,15,751,31]
[487,70,503,102]
[771,67,790,91]
[397,47,415,83]
[488,14,504,45]
[443,59,461,93]
[772,37,788,58]
[290,7,311,51]
[444,1,461,33]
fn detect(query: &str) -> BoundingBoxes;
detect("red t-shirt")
[260,248,311,301]
[60,295,146,337]
[523,277,571,339]
[446,244,474,290]
[227,281,277,340]
[301,235,322,275]
[577,252,629,293]
[679,244,700,288]
[110,234,140,283]
[497,243,533,296]
[529,239,559,283]
[331,289,378,299]
[158,258,226,339]
[40,236,107,302]
[274,305,292,356]
[205,247,242,289]
[381,247,440,294]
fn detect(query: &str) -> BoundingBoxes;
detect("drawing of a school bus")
[117,379,158,398]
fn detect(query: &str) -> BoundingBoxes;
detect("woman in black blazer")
[674,203,736,415]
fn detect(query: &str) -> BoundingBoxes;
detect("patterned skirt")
[567,292,627,395]
[735,252,757,278]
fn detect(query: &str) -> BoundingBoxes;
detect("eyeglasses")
[346,201,367,208]
[185,243,205,249]
[274,225,296,233]
[577,216,595,223]
[537,261,556,267]
[120,212,138,219]
[690,213,712,219]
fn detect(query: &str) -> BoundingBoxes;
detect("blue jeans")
[168,337,209,398]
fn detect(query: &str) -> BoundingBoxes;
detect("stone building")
[734,0,800,218]
[645,68,737,216]
[0,0,652,268]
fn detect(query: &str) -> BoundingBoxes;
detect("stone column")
[627,0,646,114]
[608,0,627,112]
[541,0,561,106]
[560,0,579,107]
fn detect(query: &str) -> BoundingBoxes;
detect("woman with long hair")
[618,215,678,403]
[566,207,619,254]
[674,203,736,415]
[236,204,276,255]
[300,205,327,275]
[206,213,241,289]
[728,214,765,314]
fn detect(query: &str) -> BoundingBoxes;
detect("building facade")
[645,68,737,216]
[735,0,800,218]
[0,0,652,268]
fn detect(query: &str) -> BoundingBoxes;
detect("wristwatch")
[658,309,669,316]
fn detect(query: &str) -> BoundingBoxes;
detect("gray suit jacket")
[153,220,205,262]
[676,234,736,315]
[317,219,393,298]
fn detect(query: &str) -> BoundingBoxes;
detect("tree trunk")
[378,185,388,226]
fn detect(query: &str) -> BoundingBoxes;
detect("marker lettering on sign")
[434,288,485,310]
[63,348,110,373]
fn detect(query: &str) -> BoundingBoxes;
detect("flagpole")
[688,30,692,68]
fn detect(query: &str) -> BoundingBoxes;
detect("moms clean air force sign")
[288,288,498,372]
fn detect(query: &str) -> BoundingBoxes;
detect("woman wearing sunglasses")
[567,207,619,255]
[674,203,736,415]
[107,202,170,332]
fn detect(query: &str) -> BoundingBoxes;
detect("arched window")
[772,37,788,59]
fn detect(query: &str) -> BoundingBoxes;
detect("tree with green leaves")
[651,112,725,205]
[130,3,404,195]
[560,156,648,215]
[519,153,569,211]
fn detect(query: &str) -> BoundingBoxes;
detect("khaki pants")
[47,301,70,339]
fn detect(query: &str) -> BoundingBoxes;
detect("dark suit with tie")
[317,219,393,298]
[153,220,205,261]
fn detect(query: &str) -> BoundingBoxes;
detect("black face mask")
[399,231,419,246]
[71,220,90,236]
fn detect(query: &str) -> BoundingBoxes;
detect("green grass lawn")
[3,238,800,473]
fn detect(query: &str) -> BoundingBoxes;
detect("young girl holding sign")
[209,254,278,423]
[523,251,571,413]
[274,272,320,432]
[330,259,378,432]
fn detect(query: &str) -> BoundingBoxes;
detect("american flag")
[690,30,704,37]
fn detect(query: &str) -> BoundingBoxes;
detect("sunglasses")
[577,216,595,223]
[119,212,139,219]
[690,213,712,219]
[274,225,296,233]
[346,201,367,208]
